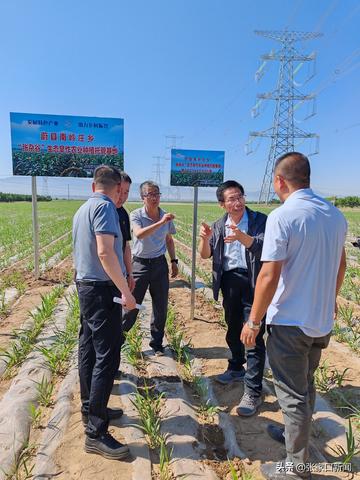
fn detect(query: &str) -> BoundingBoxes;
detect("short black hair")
[274,152,311,187]
[120,171,132,184]
[216,180,244,202]
[140,180,159,197]
[93,165,121,188]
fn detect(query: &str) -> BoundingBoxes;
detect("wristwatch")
[171,258,179,264]
[246,319,261,330]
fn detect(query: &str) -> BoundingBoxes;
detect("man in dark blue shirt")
[199,180,267,417]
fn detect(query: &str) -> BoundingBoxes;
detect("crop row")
[0,200,82,270]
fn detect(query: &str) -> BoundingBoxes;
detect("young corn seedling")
[169,330,192,363]
[35,376,54,407]
[37,293,79,377]
[314,361,350,392]
[197,399,221,422]
[0,289,9,317]
[2,271,26,296]
[159,435,173,480]
[227,460,241,480]
[2,441,36,480]
[166,308,192,363]
[347,323,360,353]
[338,303,354,328]
[166,307,177,339]
[0,337,30,374]
[193,376,220,422]
[226,458,255,479]
[348,403,360,431]
[333,367,351,388]
[36,345,64,376]
[314,360,331,391]
[332,321,348,343]
[181,351,196,383]
[28,403,42,429]
[0,286,64,377]
[122,320,145,369]
[131,382,165,449]
[330,419,360,464]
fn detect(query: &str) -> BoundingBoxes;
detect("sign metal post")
[31,176,40,279]
[190,185,199,320]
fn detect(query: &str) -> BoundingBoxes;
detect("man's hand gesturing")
[161,213,175,224]
[199,222,212,240]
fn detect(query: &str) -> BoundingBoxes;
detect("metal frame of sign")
[170,149,225,320]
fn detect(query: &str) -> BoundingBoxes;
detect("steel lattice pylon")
[249,30,322,204]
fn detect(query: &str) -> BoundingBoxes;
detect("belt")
[224,268,248,275]
[133,255,165,265]
[76,280,115,286]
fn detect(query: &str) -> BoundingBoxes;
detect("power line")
[248,30,322,204]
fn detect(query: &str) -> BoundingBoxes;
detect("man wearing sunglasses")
[199,180,267,416]
[122,181,178,355]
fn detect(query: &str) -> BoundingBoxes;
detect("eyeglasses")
[143,192,162,198]
[224,194,246,204]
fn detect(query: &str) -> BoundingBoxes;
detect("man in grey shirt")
[123,181,178,354]
[73,165,136,461]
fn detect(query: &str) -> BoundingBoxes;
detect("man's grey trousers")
[267,325,331,477]
[122,255,169,350]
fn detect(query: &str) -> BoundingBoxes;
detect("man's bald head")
[274,152,311,188]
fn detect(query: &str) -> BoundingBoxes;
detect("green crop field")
[0,200,82,269]
[0,200,359,271]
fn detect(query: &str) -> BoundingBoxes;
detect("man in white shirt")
[241,152,347,479]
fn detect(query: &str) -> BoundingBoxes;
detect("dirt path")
[168,280,360,479]
[52,391,133,480]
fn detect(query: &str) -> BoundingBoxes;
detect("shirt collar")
[225,209,248,227]
[91,192,115,206]
[284,188,314,203]
[141,206,165,221]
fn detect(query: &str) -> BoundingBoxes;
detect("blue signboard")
[10,112,124,177]
[170,149,224,187]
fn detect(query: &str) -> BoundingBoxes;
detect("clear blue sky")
[0,0,359,197]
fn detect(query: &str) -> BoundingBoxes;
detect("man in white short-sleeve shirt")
[240,152,347,480]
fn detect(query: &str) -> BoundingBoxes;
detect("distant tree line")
[0,192,52,202]
[333,196,360,208]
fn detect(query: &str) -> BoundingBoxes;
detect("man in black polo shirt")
[116,171,135,292]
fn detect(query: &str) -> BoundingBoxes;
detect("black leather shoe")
[82,407,124,427]
[85,432,129,460]
[151,345,164,356]
[267,424,285,445]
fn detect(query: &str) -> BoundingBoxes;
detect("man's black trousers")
[220,269,265,397]
[122,255,169,350]
[77,282,122,438]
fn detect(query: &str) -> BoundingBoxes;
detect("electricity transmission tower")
[42,177,49,197]
[248,30,322,203]
[165,134,184,200]
[152,155,164,187]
